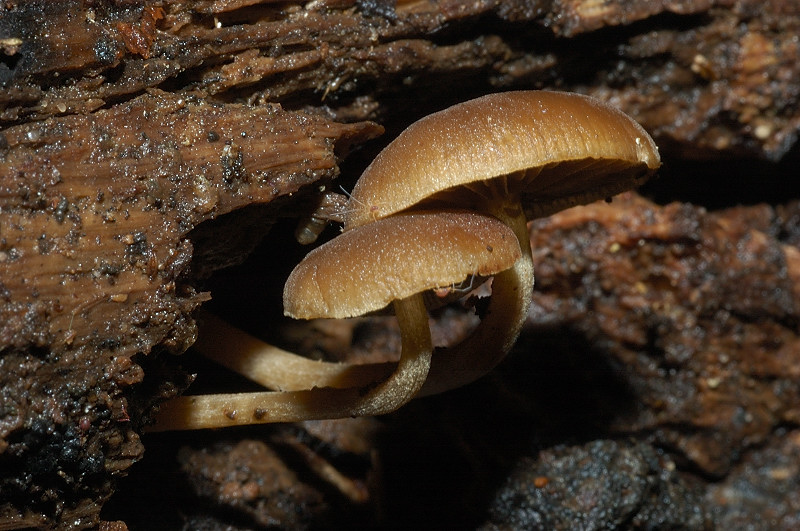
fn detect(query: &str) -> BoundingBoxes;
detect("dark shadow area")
[376,324,640,529]
[643,142,800,210]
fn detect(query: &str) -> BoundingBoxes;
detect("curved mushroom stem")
[194,312,395,391]
[419,203,533,396]
[148,295,431,431]
[360,293,433,413]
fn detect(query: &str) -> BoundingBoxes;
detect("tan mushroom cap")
[344,90,660,229]
[284,211,521,319]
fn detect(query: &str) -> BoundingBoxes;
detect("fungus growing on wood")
[151,211,520,430]
[152,90,659,430]
[344,90,660,395]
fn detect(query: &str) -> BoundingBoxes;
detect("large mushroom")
[343,90,660,395]
[151,210,520,430]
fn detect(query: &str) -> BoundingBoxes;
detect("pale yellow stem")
[148,295,432,431]
[195,312,395,391]
[419,203,533,396]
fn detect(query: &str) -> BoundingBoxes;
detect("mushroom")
[343,90,660,395]
[150,210,520,430]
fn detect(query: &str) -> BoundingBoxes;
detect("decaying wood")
[1,91,378,353]
[0,89,379,526]
[483,439,710,529]
[1,0,799,528]
[2,1,799,159]
[527,193,800,477]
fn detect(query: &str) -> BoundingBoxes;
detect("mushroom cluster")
[153,211,521,430]
[152,90,660,431]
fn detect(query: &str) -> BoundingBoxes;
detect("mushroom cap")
[344,90,660,229]
[284,211,521,319]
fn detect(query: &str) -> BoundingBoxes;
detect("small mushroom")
[151,210,520,430]
[344,90,660,395]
